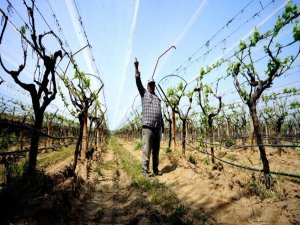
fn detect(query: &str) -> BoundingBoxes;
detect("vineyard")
[0,0,300,224]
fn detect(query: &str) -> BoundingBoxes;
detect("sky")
[0,0,299,130]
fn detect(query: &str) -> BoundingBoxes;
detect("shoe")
[153,170,162,176]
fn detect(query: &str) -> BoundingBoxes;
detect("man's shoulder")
[153,93,161,101]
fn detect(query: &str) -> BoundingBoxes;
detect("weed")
[37,146,74,169]
[273,175,288,199]
[0,133,17,153]
[197,136,206,149]
[133,139,143,150]
[165,147,172,154]
[221,137,235,148]
[99,160,115,170]
[167,204,193,225]
[5,162,24,185]
[110,137,178,207]
[149,180,177,206]
[135,176,152,191]
[93,209,105,222]
[93,167,104,176]
[247,174,275,199]
[188,153,197,165]
[202,157,210,165]
[227,153,237,161]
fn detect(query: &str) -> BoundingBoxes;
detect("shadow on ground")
[161,163,177,174]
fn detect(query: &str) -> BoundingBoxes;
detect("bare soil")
[120,138,300,225]
[12,141,174,225]
[5,137,299,225]
[65,145,170,224]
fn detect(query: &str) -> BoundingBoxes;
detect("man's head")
[147,78,155,94]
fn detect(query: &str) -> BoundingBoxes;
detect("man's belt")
[142,125,160,130]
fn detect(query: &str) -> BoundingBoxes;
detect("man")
[134,58,164,177]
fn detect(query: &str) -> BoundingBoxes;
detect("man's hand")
[134,57,140,77]
[134,57,139,69]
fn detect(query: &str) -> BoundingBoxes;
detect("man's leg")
[152,129,161,175]
[142,128,152,176]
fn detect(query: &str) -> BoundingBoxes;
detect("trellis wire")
[185,142,300,179]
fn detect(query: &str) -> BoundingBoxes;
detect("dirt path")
[67,144,170,224]
[39,137,299,224]
[119,139,300,225]
[45,156,74,175]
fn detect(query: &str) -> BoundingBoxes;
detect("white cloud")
[65,0,95,76]
[112,0,140,129]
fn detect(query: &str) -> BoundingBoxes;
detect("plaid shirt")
[136,76,164,129]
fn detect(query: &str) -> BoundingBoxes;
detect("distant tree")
[288,100,300,136]
[194,76,222,164]
[88,101,106,152]
[227,103,248,149]
[177,92,193,154]
[60,69,103,176]
[166,82,193,154]
[162,105,172,148]
[261,87,300,155]
[44,111,58,147]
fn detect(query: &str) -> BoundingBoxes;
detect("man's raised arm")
[134,58,145,96]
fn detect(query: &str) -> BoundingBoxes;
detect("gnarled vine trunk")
[181,119,187,155]
[248,103,272,188]
[27,112,44,175]
[172,110,176,149]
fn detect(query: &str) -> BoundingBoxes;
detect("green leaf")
[239,88,249,102]
[290,101,300,109]
[274,17,283,37]
[83,77,90,88]
[74,71,79,79]
[249,27,260,46]
[200,67,205,77]
[204,85,212,96]
[293,20,300,41]
[20,25,26,35]
[167,87,175,96]
[239,40,247,51]
[187,91,193,99]
[206,65,212,73]
[178,82,184,91]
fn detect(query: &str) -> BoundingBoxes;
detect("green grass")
[0,133,17,153]
[37,145,74,169]
[201,157,210,165]
[1,161,25,185]
[226,153,238,162]
[0,146,74,183]
[165,147,172,154]
[167,204,194,225]
[296,147,300,156]
[110,136,178,207]
[133,138,143,150]
[247,175,275,199]
[93,160,115,176]
[109,137,217,224]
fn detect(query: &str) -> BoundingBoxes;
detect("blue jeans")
[142,127,161,173]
